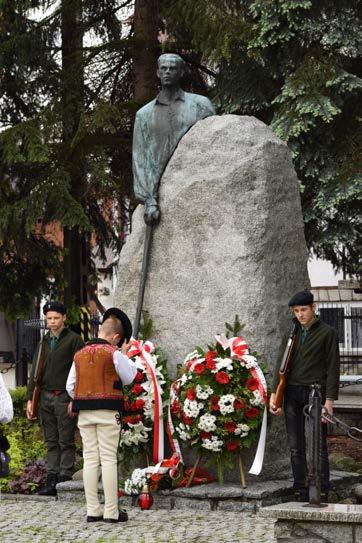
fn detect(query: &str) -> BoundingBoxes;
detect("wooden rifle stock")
[274,324,298,409]
[31,383,41,419]
[30,336,46,420]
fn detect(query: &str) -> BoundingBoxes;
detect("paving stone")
[0,500,276,542]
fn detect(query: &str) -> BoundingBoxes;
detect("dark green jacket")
[272,316,340,400]
[26,328,84,400]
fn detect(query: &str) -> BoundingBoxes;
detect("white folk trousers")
[78,409,120,519]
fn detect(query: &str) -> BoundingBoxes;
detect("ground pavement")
[0,498,276,543]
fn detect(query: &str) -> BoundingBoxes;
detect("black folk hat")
[288,290,314,307]
[102,307,132,345]
[43,301,66,315]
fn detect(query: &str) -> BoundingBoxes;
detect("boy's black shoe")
[103,509,128,523]
[38,474,58,496]
[87,516,103,523]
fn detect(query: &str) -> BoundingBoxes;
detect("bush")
[0,386,46,493]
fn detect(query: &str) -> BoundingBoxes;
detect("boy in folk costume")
[66,308,136,522]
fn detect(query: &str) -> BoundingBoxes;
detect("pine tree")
[0,0,162,318]
[164,0,361,276]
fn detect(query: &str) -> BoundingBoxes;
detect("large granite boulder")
[114,114,309,480]
[115,114,309,376]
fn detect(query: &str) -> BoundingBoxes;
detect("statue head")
[157,54,185,88]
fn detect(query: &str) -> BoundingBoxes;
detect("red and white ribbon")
[166,381,184,463]
[128,339,164,463]
[216,335,268,476]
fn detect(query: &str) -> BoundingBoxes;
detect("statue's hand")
[144,202,160,225]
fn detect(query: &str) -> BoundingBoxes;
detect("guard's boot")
[58,474,72,483]
[294,488,309,503]
[38,473,58,496]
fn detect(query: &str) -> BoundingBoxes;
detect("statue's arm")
[133,113,151,204]
[132,111,160,225]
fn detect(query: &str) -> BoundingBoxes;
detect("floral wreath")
[167,334,268,477]
[119,340,169,464]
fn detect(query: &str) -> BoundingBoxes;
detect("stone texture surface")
[274,520,355,543]
[0,499,276,543]
[260,502,362,523]
[115,114,309,380]
[56,471,362,508]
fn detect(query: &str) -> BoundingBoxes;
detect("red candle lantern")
[138,484,154,510]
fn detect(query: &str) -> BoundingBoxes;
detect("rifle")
[30,332,47,420]
[274,323,298,409]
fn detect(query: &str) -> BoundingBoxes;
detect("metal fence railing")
[318,304,361,375]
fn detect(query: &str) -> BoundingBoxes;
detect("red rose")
[206,358,217,370]
[182,415,193,426]
[123,416,133,425]
[193,363,205,375]
[134,398,145,410]
[210,395,220,411]
[234,398,246,410]
[134,414,142,423]
[171,400,181,414]
[205,351,217,362]
[215,371,230,384]
[150,473,163,482]
[245,407,259,419]
[226,441,239,452]
[131,383,143,395]
[224,421,237,433]
[118,489,123,497]
[200,431,212,440]
[135,371,144,382]
[186,387,197,401]
[246,378,258,392]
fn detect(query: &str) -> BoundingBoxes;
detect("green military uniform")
[27,327,84,480]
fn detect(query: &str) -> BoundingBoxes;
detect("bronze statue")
[132,53,215,225]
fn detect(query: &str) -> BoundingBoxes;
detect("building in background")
[308,254,361,376]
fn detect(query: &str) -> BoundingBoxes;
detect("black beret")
[102,307,132,344]
[43,301,66,315]
[288,290,314,307]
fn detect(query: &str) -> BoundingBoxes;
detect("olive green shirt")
[272,316,340,400]
[26,327,84,400]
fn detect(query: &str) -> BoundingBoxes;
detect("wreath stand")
[186,451,247,488]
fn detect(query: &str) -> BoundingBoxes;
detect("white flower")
[198,414,217,432]
[215,357,234,372]
[250,390,263,406]
[196,384,213,400]
[120,422,152,447]
[176,423,191,441]
[201,437,223,452]
[219,394,236,415]
[124,468,148,495]
[234,423,250,436]
[179,374,188,386]
[241,354,258,369]
[183,399,202,418]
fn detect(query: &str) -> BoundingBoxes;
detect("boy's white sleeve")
[66,362,76,399]
[113,351,137,385]
[0,374,13,424]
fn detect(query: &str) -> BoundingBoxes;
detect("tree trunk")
[133,0,159,103]
[61,0,87,308]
